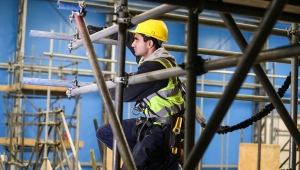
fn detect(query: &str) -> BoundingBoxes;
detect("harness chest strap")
[140,58,184,118]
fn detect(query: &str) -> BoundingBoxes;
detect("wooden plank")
[238,143,280,170]
[106,149,123,169]
[0,85,11,92]
[41,159,53,170]
[21,84,67,95]
[90,149,97,170]
[0,138,84,148]
[0,84,67,96]
[22,84,67,92]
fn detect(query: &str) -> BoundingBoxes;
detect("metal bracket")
[113,76,128,84]
[69,1,86,22]
[117,17,131,24]
[178,56,209,75]
[72,76,80,87]
[78,1,86,16]
[66,88,72,98]
[68,40,73,53]
[74,27,79,40]
[68,28,80,53]
[66,76,80,98]
[115,4,129,14]
[69,11,74,23]
[287,27,300,41]
[115,5,130,24]
[192,6,203,14]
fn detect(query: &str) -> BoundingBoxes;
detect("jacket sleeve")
[109,31,141,62]
[110,61,168,102]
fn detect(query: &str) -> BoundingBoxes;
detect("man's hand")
[87,25,118,40]
[87,25,105,35]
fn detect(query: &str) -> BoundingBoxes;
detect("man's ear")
[147,40,155,49]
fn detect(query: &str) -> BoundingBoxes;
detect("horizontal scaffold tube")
[196,91,300,104]
[22,43,300,96]
[32,4,181,50]
[69,45,297,96]
[72,4,181,50]
[30,30,241,56]
[33,30,292,64]
[57,0,287,37]
[22,77,94,88]
[57,1,115,14]
[22,79,298,103]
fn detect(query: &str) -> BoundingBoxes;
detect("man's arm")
[87,25,140,61]
[110,61,168,102]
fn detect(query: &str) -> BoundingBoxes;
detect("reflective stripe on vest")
[140,58,185,118]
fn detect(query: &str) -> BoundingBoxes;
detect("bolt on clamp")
[69,12,74,23]
[78,1,86,16]
[66,88,73,98]
[74,28,79,40]
[113,76,128,85]
[68,28,80,53]
[66,76,80,97]
[287,27,300,41]
[117,17,131,24]
[68,40,73,53]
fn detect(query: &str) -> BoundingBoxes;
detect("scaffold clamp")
[69,1,86,23]
[74,27,79,41]
[115,5,130,24]
[68,40,73,53]
[72,76,80,87]
[113,76,128,85]
[66,88,73,97]
[117,17,131,24]
[68,28,80,53]
[178,55,208,75]
[66,76,80,97]
[287,26,300,42]
[112,72,136,85]
[69,11,74,23]
[78,1,86,15]
[115,4,129,14]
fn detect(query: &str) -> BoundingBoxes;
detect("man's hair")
[141,34,163,49]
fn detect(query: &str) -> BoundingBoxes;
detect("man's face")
[131,33,149,57]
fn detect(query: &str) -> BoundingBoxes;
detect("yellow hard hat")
[130,19,168,42]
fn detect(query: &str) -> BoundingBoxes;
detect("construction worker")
[89,19,184,170]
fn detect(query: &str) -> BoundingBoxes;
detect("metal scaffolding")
[2,0,300,169]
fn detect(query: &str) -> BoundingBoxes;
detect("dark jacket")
[109,32,174,102]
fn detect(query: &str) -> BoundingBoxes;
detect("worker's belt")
[150,116,175,125]
[132,112,183,139]
[133,117,171,143]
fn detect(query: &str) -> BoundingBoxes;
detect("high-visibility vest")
[138,57,185,119]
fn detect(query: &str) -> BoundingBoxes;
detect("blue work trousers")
[96,118,179,170]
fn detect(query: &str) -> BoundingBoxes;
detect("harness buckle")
[135,102,144,112]
[135,117,144,126]
[172,117,183,135]
[170,115,184,154]
[131,102,145,115]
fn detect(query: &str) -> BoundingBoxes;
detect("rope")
[217,60,298,134]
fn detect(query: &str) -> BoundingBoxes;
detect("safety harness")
[131,57,185,154]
